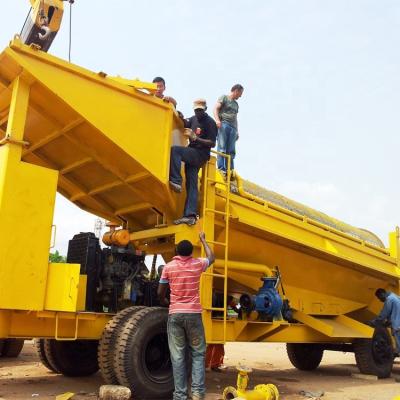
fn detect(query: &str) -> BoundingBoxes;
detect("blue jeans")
[167,313,206,400]
[169,146,204,217]
[217,122,237,172]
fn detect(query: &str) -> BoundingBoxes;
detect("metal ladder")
[201,150,231,343]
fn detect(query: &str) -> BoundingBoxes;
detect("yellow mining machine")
[0,5,399,399]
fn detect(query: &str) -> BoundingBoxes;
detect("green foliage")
[49,250,66,263]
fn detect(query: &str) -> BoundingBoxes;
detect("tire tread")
[354,327,393,378]
[44,339,99,377]
[98,306,146,384]
[2,339,24,358]
[34,339,58,373]
[114,307,173,399]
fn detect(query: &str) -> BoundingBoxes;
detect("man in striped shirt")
[158,232,215,400]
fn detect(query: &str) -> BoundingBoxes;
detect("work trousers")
[169,146,204,217]
[167,313,206,400]
[217,121,237,172]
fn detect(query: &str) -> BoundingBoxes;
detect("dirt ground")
[1,341,400,400]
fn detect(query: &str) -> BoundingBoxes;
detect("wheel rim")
[141,332,172,384]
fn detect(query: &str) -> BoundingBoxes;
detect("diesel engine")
[66,232,159,312]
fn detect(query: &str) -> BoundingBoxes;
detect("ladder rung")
[208,240,227,247]
[202,164,231,345]
[204,208,226,216]
[202,272,226,278]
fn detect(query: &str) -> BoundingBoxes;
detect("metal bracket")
[0,135,30,148]
[55,312,79,341]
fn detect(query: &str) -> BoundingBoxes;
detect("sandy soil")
[0,341,400,400]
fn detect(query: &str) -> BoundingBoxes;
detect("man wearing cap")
[169,99,217,226]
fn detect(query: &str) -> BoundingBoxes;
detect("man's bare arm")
[213,102,222,128]
[199,232,215,266]
[164,96,177,107]
[157,283,169,306]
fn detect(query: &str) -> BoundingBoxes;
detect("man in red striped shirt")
[158,232,215,400]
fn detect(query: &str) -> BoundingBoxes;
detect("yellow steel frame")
[0,39,398,346]
[129,157,379,344]
[0,310,110,340]
[0,76,58,311]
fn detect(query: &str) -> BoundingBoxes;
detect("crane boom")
[21,0,69,52]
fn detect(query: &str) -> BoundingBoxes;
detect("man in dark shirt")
[169,99,217,225]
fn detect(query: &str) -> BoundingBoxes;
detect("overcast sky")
[2,1,400,254]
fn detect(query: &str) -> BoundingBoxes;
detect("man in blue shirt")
[372,288,400,353]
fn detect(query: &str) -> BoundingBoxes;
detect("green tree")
[49,250,66,263]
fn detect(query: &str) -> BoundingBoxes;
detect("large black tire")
[42,339,61,373]
[34,339,58,373]
[287,343,324,371]
[0,340,5,356]
[354,327,393,378]
[115,307,173,400]
[2,339,24,358]
[98,306,146,384]
[43,339,99,377]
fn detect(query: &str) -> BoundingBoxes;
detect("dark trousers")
[169,146,204,217]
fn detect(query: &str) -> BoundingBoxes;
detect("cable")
[20,7,33,36]
[68,1,72,62]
